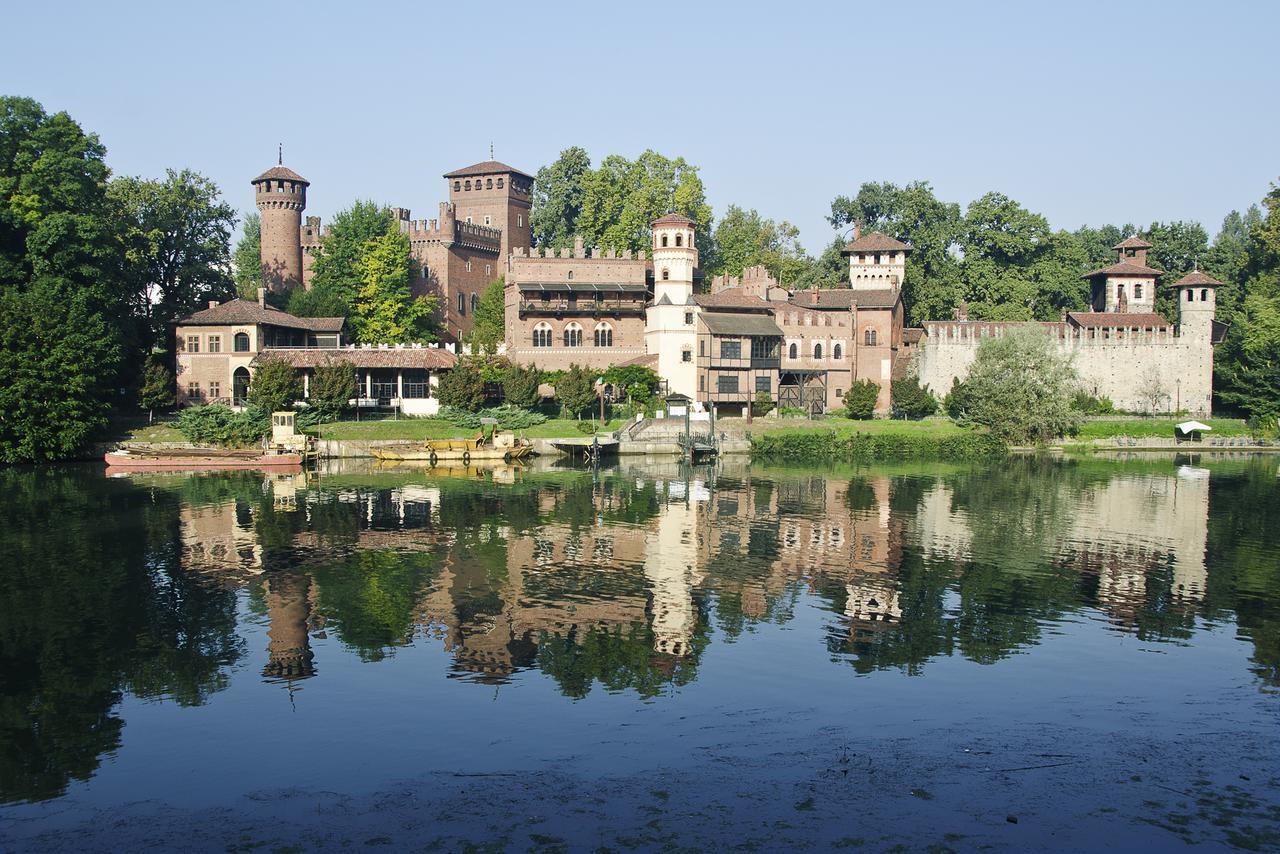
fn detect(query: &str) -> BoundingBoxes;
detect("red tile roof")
[789,288,900,309]
[652,212,695,226]
[1066,311,1171,328]
[443,160,534,180]
[254,347,457,370]
[253,165,308,184]
[177,299,344,332]
[841,232,909,254]
[1113,236,1153,249]
[1082,260,1164,279]
[1175,271,1223,287]
[692,288,771,309]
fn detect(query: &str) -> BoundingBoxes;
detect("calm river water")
[1,455,1278,851]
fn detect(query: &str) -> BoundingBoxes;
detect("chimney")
[208,300,218,309]
[257,287,266,308]
[853,220,861,241]
[810,287,819,305]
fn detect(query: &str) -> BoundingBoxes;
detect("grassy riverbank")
[749,418,1005,461]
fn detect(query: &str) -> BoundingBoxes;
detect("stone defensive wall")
[917,321,1213,414]
[396,203,502,254]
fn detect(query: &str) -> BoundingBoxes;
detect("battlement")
[922,321,1185,348]
[511,238,645,261]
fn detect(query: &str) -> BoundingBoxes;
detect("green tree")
[530,146,591,249]
[233,211,261,300]
[138,355,174,422]
[502,362,542,409]
[466,276,506,352]
[109,168,237,347]
[351,228,436,343]
[828,180,964,321]
[0,96,129,462]
[246,356,301,413]
[890,376,937,419]
[791,237,847,290]
[949,326,1082,444]
[309,357,356,420]
[576,150,713,253]
[840,380,880,419]
[289,200,392,318]
[556,364,598,418]
[601,364,661,402]
[1215,293,1280,419]
[709,204,810,282]
[436,359,486,411]
[753,390,775,417]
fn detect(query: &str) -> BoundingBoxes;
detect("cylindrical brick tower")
[252,162,309,293]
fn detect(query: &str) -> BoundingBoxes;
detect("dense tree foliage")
[555,364,598,418]
[709,205,808,282]
[138,354,174,422]
[466,276,506,353]
[309,357,356,420]
[233,211,261,300]
[946,327,1082,443]
[351,228,436,343]
[0,96,130,461]
[890,376,937,420]
[287,200,391,319]
[246,356,300,413]
[841,380,881,419]
[436,358,486,411]
[530,146,591,250]
[109,168,237,346]
[501,362,542,409]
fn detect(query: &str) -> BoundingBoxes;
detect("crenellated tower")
[1175,269,1220,342]
[444,160,534,259]
[253,160,309,293]
[645,213,701,401]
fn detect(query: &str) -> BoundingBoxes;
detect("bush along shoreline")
[748,429,1007,462]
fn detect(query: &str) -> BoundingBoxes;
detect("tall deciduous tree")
[576,151,713,254]
[530,147,591,249]
[466,276,506,353]
[246,356,301,413]
[233,211,261,300]
[0,96,129,461]
[710,205,810,283]
[555,365,598,419]
[288,200,392,318]
[110,168,237,346]
[350,229,436,344]
[1215,293,1280,419]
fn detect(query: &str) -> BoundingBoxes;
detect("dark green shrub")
[891,377,937,419]
[309,357,356,420]
[502,363,543,409]
[437,360,486,411]
[840,380,881,419]
[177,405,268,447]
[749,430,1005,462]
[752,390,775,417]
[247,356,301,413]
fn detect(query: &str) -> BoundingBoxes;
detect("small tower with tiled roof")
[1175,268,1221,342]
[252,153,309,293]
[646,212,701,401]
[840,222,910,292]
[1083,235,1162,312]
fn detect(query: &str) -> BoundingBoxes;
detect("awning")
[1175,421,1213,434]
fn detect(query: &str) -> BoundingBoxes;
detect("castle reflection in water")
[171,455,1244,692]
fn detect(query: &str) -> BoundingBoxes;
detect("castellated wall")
[917,323,1214,414]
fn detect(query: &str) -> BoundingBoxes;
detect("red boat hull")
[104,452,303,471]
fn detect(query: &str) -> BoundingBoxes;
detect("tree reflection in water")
[0,455,1278,805]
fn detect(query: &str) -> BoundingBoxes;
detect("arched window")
[1117,283,1126,301]
[471,293,479,312]
[533,323,552,347]
[1134,283,1143,300]
[486,178,493,189]
[464,180,471,190]
[458,293,467,315]
[564,322,583,347]
[233,332,251,352]
[567,270,573,280]
[454,181,461,192]
[497,178,504,188]
[864,328,877,346]
[833,343,842,360]
[1201,288,1209,301]
[594,322,613,347]
[1186,289,1194,302]
[814,343,823,359]
[675,234,683,247]
[788,342,798,359]
[662,268,670,280]
[661,234,669,247]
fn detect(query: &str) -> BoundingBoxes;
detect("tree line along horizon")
[3,95,1279,461]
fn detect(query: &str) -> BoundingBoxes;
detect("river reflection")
[1,455,1278,813]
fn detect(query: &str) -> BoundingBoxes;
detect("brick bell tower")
[252,149,309,293]
[443,156,534,258]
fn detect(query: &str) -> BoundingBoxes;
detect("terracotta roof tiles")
[1066,311,1171,328]
[253,165,308,184]
[1082,260,1164,279]
[841,232,910,254]
[443,160,534,180]
[1174,270,1223,287]
[177,299,344,332]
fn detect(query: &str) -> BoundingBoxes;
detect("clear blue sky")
[4,0,1276,251]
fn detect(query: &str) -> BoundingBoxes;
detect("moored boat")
[104,448,304,470]
[370,431,533,464]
